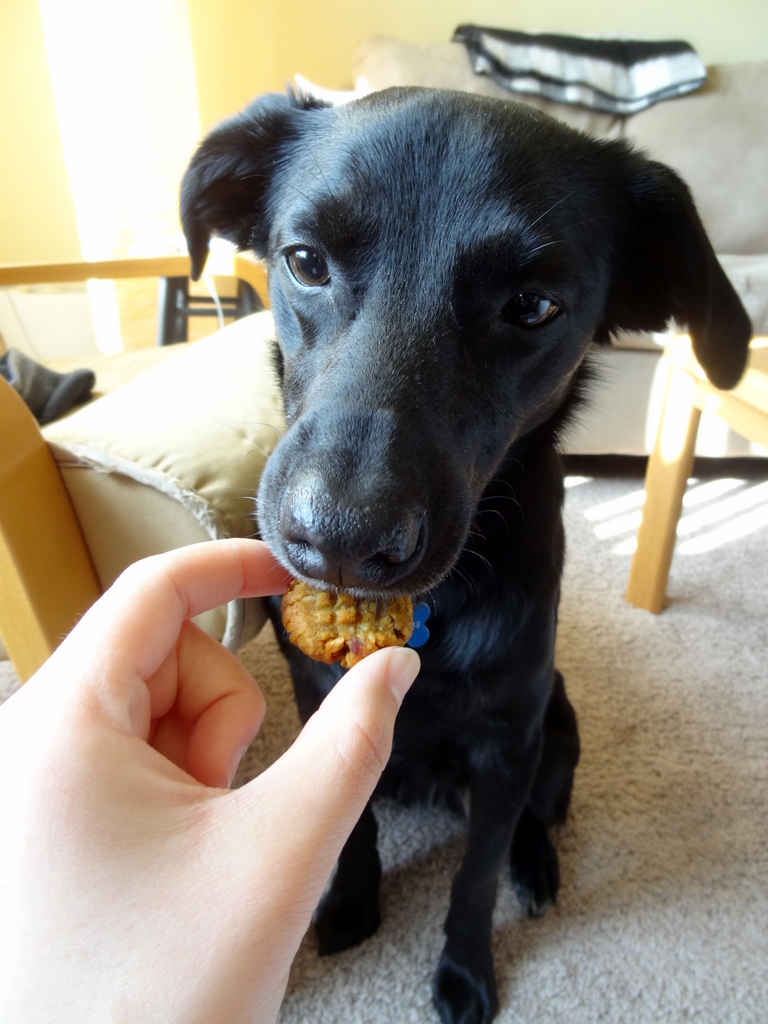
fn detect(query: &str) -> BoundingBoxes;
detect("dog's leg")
[314,801,382,955]
[509,808,560,920]
[528,670,580,825]
[432,745,541,1024]
[510,670,580,918]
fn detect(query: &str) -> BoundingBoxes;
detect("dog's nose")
[278,483,426,588]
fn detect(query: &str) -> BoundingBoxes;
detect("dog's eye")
[503,293,560,328]
[287,248,330,287]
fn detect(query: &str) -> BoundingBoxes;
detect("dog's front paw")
[432,947,498,1024]
[509,809,560,918]
[314,888,381,956]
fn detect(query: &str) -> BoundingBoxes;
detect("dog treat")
[281,580,414,668]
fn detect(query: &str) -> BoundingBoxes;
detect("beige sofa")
[352,37,768,457]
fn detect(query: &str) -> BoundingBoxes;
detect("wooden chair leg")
[0,379,101,681]
[626,361,702,613]
[157,276,190,345]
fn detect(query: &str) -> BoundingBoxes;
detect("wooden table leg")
[625,360,702,613]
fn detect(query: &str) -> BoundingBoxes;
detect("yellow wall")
[187,0,278,132]
[2,0,767,266]
[0,0,81,264]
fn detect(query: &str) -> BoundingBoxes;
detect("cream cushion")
[42,311,285,649]
[626,63,768,255]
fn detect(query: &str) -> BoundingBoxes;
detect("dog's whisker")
[267,561,286,574]
[476,493,518,505]
[477,496,523,518]
[523,239,562,259]
[218,488,259,504]
[473,507,511,533]
[284,182,314,204]
[232,511,263,535]
[244,447,274,463]
[241,421,284,445]
[451,561,479,597]
[559,213,614,231]
[461,547,494,578]
[224,496,259,517]
[301,140,334,200]
[491,472,522,489]
[527,187,583,229]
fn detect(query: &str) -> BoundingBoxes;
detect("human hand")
[0,540,420,1023]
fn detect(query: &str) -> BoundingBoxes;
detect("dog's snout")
[278,483,426,589]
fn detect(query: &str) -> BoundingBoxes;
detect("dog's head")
[181,88,751,595]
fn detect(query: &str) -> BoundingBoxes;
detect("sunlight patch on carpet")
[596,476,768,556]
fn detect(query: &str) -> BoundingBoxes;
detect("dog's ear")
[598,153,751,390]
[180,93,301,280]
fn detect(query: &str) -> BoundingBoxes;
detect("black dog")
[181,87,750,1023]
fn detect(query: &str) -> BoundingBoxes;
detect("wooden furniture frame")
[157,275,263,344]
[0,378,101,681]
[0,252,269,342]
[626,334,768,613]
[0,251,267,295]
[0,253,268,681]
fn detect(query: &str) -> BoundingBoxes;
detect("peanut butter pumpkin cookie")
[281,579,414,668]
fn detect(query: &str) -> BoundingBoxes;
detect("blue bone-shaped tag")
[407,602,431,649]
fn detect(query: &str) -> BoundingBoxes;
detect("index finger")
[61,539,291,682]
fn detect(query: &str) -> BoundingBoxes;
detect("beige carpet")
[2,461,767,1023]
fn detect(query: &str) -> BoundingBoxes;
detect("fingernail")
[227,743,250,788]
[386,647,421,704]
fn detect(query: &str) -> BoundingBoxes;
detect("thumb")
[231,645,420,908]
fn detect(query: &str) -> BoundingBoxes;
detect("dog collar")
[407,602,431,648]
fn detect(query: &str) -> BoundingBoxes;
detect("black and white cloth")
[453,25,707,114]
